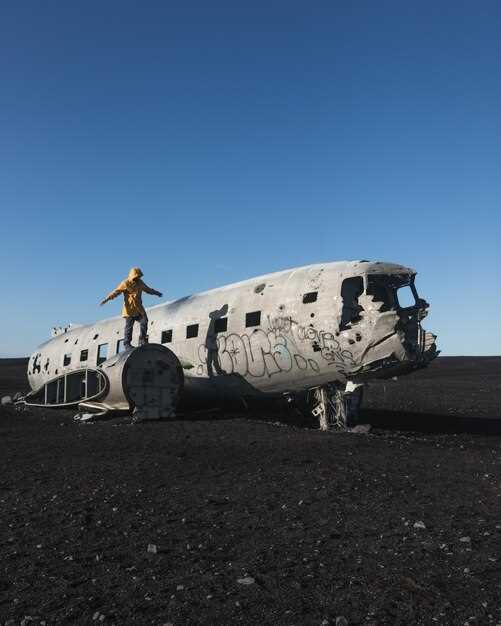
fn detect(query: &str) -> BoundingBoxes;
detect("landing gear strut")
[310,382,364,430]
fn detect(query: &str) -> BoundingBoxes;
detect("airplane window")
[161,330,173,344]
[366,275,399,312]
[46,380,58,404]
[396,285,416,308]
[186,324,199,339]
[97,343,109,365]
[80,349,88,362]
[303,292,318,304]
[66,371,86,403]
[214,318,227,333]
[57,381,65,403]
[246,311,261,327]
[340,277,364,329]
[63,354,71,366]
[116,339,125,353]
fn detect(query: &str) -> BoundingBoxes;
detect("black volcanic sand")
[1,357,501,625]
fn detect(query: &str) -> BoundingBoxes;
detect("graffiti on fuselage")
[32,353,42,375]
[297,325,355,371]
[266,317,356,372]
[266,314,295,334]
[195,317,355,379]
[197,327,320,378]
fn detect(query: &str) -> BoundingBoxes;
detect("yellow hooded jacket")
[104,268,160,318]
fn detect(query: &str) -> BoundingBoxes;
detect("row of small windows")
[158,298,318,344]
[61,292,321,366]
[161,309,263,343]
[64,344,109,367]
[61,309,265,365]
[63,338,138,367]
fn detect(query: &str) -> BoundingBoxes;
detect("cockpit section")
[340,272,424,324]
[336,270,438,378]
[366,273,423,312]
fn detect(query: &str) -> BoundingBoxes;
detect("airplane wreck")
[23,260,438,429]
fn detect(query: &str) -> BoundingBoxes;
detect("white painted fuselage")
[28,261,438,401]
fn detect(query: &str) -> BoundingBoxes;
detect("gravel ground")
[1,357,501,625]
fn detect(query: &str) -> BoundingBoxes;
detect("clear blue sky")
[1,1,500,357]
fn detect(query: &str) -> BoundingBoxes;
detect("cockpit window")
[340,277,364,329]
[396,284,416,308]
[367,274,416,311]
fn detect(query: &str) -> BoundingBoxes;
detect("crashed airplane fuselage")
[26,261,438,426]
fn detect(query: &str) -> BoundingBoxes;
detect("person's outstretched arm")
[141,282,163,297]
[100,282,126,306]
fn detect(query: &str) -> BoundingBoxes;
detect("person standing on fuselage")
[100,267,162,349]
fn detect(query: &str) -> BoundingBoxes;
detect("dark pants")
[124,315,148,348]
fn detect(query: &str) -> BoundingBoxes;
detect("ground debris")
[349,424,371,434]
[237,576,255,585]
